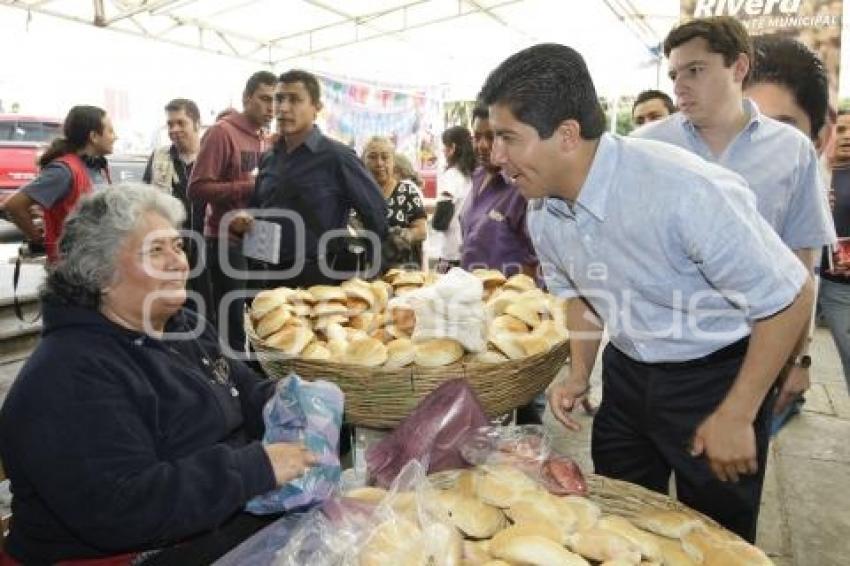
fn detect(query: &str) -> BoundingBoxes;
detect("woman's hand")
[263,442,319,486]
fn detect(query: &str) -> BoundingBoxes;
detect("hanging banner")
[314,74,443,171]
[679,0,842,107]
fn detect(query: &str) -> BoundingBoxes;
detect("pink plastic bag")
[460,424,587,496]
[366,378,490,487]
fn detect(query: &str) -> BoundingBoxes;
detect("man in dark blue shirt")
[249,69,388,288]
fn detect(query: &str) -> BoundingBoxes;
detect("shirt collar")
[548,133,616,222]
[279,125,324,154]
[679,97,763,138]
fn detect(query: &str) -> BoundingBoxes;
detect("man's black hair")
[750,36,828,140]
[278,69,322,104]
[632,89,676,115]
[478,43,606,140]
[243,70,277,98]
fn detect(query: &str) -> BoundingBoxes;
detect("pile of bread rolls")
[248,268,569,368]
[345,465,773,565]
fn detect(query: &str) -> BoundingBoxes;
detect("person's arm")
[188,125,254,206]
[403,183,428,242]
[772,247,818,414]
[691,276,814,482]
[509,193,539,276]
[547,297,603,430]
[4,191,44,243]
[338,149,388,240]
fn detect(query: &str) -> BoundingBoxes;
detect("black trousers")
[591,339,774,542]
[206,239,248,356]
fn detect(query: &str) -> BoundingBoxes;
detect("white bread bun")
[632,510,701,539]
[567,528,642,564]
[473,268,507,289]
[324,321,348,343]
[533,319,568,347]
[369,327,393,344]
[389,306,416,335]
[344,327,369,342]
[490,314,530,334]
[358,517,425,566]
[264,326,314,357]
[289,289,316,304]
[654,535,699,566]
[288,303,312,317]
[473,349,510,364]
[342,337,388,366]
[514,334,550,357]
[255,306,292,338]
[385,324,411,341]
[383,267,405,284]
[370,280,391,311]
[345,296,371,315]
[492,534,590,566]
[384,338,415,368]
[505,301,542,328]
[507,493,578,542]
[489,332,526,360]
[486,289,521,316]
[490,521,566,550]
[475,464,540,508]
[393,284,420,296]
[312,314,349,330]
[344,486,388,504]
[558,496,601,531]
[463,540,493,564]
[311,302,349,317]
[680,523,738,563]
[597,515,662,562]
[250,288,292,320]
[349,312,379,332]
[327,339,348,361]
[503,273,537,292]
[414,339,464,367]
[306,285,347,303]
[301,341,331,361]
[431,490,506,539]
[702,541,772,566]
[392,271,425,287]
[421,522,462,566]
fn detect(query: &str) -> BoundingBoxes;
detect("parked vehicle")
[0,115,62,210]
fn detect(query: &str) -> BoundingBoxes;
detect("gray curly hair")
[44,183,186,308]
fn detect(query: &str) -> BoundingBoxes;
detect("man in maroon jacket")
[189,71,275,355]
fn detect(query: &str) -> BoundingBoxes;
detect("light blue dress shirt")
[633,99,836,251]
[528,133,808,363]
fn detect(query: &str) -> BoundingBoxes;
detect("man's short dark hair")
[632,89,675,115]
[750,36,828,140]
[478,43,606,140]
[664,16,753,84]
[471,105,489,122]
[243,71,277,98]
[278,69,322,104]
[164,98,200,126]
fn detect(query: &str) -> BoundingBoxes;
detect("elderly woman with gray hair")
[0,184,317,564]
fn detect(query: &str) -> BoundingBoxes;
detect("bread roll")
[515,334,550,357]
[327,339,348,360]
[421,522,462,566]
[289,289,316,304]
[250,288,292,320]
[597,515,662,562]
[301,340,330,361]
[264,326,314,356]
[489,332,526,360]
[390,306,417,334]
[431,490,506,539]
[392,271,425,287]
[653,535,700,566]
[342,337,388,366]
[567,528,642,564]
[312,313,349,330]
[473,349,510,364]
[255,306,292,338]
[350,312,379,332]
[557,496,601,531]
[325,321,348,343]
[486,289,521,316]
[370,280,391,311]
[533,319,568,347]
[503,273,537,292]
[505,302,542,328]
[288,303,312,317]
[312,301,349,317]
[680,524,738,563]
[463,540,493,563]
[472,268,507,289]
[632,510,701,539]
[394,285,420,296]
[385,338,416,368]
[345,296,371,315]
[490,314,530,334]
[344,486,388,503]
[701,541,772,566]
[489,522,565,550]
[492,534,591,566]
[507,495,578,542]
[414,339,465,367]
[358,517,425,566]
[383,268,405,284]
[306,285,346,303]
[475,464,540,508]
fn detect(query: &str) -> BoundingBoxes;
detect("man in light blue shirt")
[634,17,835,417]
[478,43,814,542]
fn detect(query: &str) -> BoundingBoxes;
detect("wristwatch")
[793,355,812,369]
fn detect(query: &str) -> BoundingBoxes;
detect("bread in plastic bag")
[246,374,344,514]
[388,267,487,352]
[366,378,490,488]
[460,424,587,496]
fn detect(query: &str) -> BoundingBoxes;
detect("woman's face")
[105,212,189,329]
[364,141,395,186]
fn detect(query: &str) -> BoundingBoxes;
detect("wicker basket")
[249,326,570,429]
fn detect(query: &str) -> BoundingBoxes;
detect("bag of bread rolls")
[389,267,487,352]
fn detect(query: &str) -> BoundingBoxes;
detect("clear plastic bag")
[460,424,588,496]
[246,374,344,514]
[366,378,490,488]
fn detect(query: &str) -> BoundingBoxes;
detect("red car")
[0,114,63,211]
